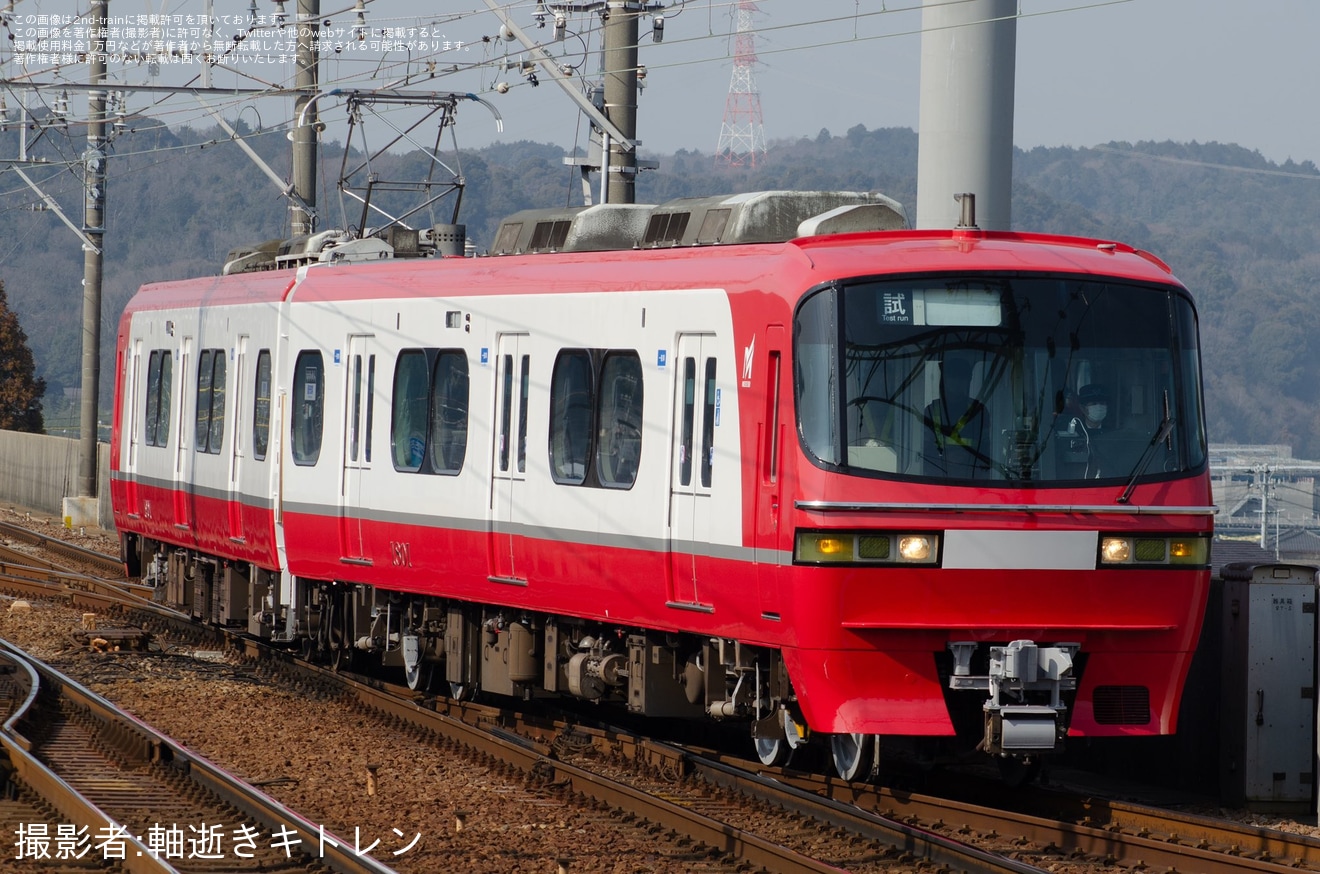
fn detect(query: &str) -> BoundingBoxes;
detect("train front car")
[776,232,1212,780]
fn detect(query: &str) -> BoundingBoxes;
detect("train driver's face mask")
[1085,403,1107,423]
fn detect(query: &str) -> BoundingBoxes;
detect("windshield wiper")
[1117,392,1174,504]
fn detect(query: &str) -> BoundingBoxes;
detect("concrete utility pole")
[290,0,319,235]
[68,0,108,524]
[602,1,639,204]
[915,0,1016,230]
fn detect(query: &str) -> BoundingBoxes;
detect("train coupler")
[948,639,1079,754]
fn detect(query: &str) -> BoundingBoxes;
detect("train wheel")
[754,709,805,767]
[754,735,788,767]
[331,637,355,673]
[830,732,875,782]
[329,601,354,673]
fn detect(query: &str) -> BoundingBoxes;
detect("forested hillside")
[1,117,1315,454]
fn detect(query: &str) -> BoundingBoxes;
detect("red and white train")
[110,191,1214,780]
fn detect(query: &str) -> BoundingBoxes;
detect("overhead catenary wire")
[1,0,1310,208]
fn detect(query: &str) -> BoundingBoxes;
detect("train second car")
[110,192,1213,780]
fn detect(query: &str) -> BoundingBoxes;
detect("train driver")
[1078,383,1109,433]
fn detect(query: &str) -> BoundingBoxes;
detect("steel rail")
[0,519,125,576]
[0,639,400,874]
[0,645,180,873]
[315,665,856,874]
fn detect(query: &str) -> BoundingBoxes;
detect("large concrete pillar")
[916,0,1017,230]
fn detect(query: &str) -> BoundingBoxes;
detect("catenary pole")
[76,0,107,501]
[602,1,639,204]
[291,0,319,235]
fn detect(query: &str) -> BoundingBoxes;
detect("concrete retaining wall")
[0,430,114,531]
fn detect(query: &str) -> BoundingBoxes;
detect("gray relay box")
[1220,561,1317,810]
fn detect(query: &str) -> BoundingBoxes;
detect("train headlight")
[794,531,939,566]
[1100,537,1132,563]
[1098,534,1208,567]
[898,536,933,562]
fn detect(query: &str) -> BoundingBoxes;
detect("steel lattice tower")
[716,0,766,168]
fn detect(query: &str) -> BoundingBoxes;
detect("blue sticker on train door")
[714,388,721,426]
[481,348,489,365]
[657,350,667,368]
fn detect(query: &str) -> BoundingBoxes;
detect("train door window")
[765,351,781,484]
[499,354,514,472]
[596,352,643,488]
[679,357,696,486]
[145,349,172,447]
[518,354,529,473]
[291,350,324,466]
[348,354,363,462]
[343,338,375,469]
[252,350,271,461]
[700,358,717,487]
[195,348,226,455]
[550,350,594,484]
[429,350,469,474]
[392,349,428,471]
[231,338,248,458]
[364,355,375,464]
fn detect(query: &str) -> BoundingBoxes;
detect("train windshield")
[795,275,1207,485]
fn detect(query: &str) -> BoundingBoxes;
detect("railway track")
[3,523,1319,872]
[5,572,1036,873]
[0,641,397,874]
[0,519,126,579]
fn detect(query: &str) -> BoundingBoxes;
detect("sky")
[419,0,1320,166]
[3,0,1319,167]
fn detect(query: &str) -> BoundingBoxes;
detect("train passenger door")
[755,327,787,621]
[172,337,192,530]
[489,333,528,583]
[121,339,142,517]
[340,334,375,564]
[668,333,716,607]
[227,336,248,542]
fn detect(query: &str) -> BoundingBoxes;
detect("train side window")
[195,348,226,455]
[700,357,716,487]
[429,350,468,475]
[291,350,324,466]
[252,350,271,461]
[144,352,159,446]
[144,349,172,447]
[210,352,226,453]
[143,351,167,448]
[550,350,594,484]
[391,349,428,471]
[194,350,213,451]
[596,352,643,488]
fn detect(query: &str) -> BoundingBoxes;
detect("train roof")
[124,190,1186,314]
[124,227,1185,316]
